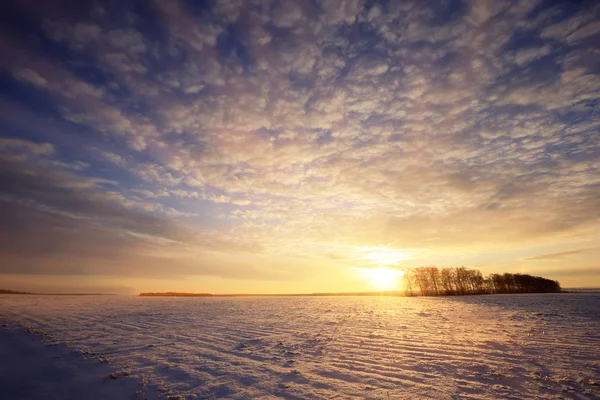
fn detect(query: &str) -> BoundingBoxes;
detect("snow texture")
[1,293,599,399]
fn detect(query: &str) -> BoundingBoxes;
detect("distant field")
[1,293,599,399]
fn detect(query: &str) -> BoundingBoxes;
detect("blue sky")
[0,0,599,293]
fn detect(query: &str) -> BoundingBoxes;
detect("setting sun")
[357,267,405,291]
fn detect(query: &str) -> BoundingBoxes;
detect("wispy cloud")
[526,248,595,261]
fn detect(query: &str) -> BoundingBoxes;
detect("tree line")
[0,289,31,294]
[403,267,561,296]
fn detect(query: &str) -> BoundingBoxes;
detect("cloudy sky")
[1,0,599,294]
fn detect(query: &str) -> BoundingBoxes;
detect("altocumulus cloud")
[0,0,599,282]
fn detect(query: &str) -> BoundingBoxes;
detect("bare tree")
[440,268,455,295]
[403,267,560,296]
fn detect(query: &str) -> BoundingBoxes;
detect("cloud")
[0,155,183,243]
[272,1,304,28]
[12,68,48,87]
[209,194,231,204]
[534,267,600,279]
[0,154,260,277]
[0,138,54,155]
[526,248,595,261]
[0,0,599,285]
[100,152,126,166]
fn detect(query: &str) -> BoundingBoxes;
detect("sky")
[0,0,599,294]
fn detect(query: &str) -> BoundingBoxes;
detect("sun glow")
[359,246,411,265]
[357,267,405,291]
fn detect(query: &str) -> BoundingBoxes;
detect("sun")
[358,267,405,291]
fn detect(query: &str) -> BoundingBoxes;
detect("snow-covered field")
[1,293,599,399]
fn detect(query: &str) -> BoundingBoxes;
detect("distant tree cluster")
[0,289,31,294]
[404,267,561,296]
[139,292,213,297]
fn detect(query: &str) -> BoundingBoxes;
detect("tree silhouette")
[404,267,560,297]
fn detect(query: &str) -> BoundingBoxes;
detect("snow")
[0,323,151,400]
[1,293,599,399]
